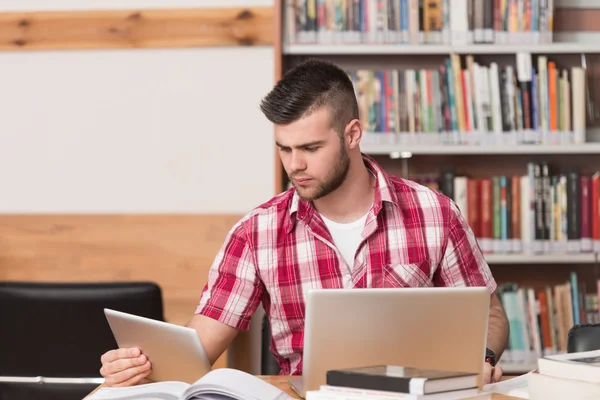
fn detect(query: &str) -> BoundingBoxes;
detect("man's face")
[275,107,350,201]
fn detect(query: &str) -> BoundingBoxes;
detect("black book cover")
[483,0,493,42]
[500,69,512,132]
[440,165,455,199]
[542,163,552,241]
[533,163,543,241]
[566,167,581,240]
[326,365,477,395]
[516,53,533,131]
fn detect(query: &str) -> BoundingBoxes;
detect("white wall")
[0,0,275,213]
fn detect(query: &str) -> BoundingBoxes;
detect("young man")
[100,59,509,387]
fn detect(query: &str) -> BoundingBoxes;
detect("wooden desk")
[85,376,521,399]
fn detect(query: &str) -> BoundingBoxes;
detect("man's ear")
[345,119,362,149]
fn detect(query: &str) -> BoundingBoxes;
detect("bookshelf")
[276,1,600,374]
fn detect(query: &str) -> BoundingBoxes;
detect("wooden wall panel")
[0,7,273,51]
[0,214,242,368]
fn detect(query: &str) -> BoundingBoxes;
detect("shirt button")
[345,274,351,279]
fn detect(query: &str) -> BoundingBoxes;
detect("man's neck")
[313,155,375,223]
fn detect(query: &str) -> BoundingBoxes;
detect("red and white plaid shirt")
[196,154,496,375]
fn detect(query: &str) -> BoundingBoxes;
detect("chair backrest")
[0,381,99,400]
[0,281,164,378]
[567,323,600,353]
[260,313,280,375]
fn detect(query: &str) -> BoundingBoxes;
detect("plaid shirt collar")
[287,153,399,234]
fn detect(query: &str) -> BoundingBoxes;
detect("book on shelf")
[414,164,600,255]
[305,365,489,399]
[84,368,293,400]
[285,0,554,46]
[347,52,588,147]
[496,277,600,366]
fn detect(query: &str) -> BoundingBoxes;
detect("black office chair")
[0,381,98,400]
[567,323,600,353]
[261,313,281,375]
[0,281,164,400]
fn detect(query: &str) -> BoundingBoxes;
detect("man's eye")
[305,147,318,152]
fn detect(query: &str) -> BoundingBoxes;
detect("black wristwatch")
[485,348,497,366]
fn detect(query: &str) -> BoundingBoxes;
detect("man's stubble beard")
[292,143,351,201]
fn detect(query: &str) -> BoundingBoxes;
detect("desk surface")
[86,376,520,399]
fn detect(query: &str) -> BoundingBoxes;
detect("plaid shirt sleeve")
[433,200,497,293]
[195,220,264,331]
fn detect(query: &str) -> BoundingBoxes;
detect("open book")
[87,368,294,400]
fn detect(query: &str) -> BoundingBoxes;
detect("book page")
[184,369,293,400]
[88,381,189,400]
[482,372,530,399]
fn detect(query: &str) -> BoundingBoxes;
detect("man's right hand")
[100,348,152,387]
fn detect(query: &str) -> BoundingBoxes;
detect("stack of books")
[305,365,491,399]
[529,349,600,399]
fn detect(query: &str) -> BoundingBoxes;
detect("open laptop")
[288,287,491,398]
[104,308,212,384]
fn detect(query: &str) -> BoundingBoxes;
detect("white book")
[85,368,293,400]
[538,349,600,385]
[454,177,469,222]
[529,370,600,400]
[450,0,469,44]
[478,65,492,136]
[368,0,378,43]
[409,0,420,44]
[571,67,586,144]
[472,63,484,136]
[489,63,503,135]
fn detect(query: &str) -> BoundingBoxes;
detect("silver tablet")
[104,308,211,384]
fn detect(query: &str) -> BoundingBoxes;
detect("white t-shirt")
[319,212,368,272]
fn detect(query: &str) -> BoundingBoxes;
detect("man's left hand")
[483,362,503,385]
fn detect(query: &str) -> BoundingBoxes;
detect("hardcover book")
[326,365,478,395]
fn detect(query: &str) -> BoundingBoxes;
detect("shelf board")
[485,253,598,264]
[361,143,600,155]
[452,43,600,54]
[284,43,600,55]
[284,44,452,55]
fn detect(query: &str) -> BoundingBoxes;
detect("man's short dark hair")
[260,59,359,134]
